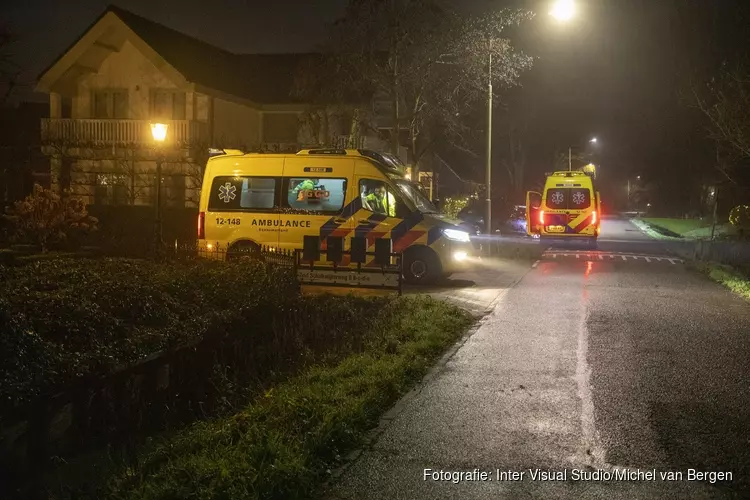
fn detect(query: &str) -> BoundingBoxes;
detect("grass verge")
[690,261,750,301]
[39,295,473,500]
[640,217,707,236]
[637,217,737,240]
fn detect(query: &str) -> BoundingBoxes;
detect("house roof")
[39,4,316,105]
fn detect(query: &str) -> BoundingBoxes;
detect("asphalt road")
[326,215,750,499]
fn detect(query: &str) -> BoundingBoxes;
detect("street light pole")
[565,145,577,172]
[150,122,168,259]
[155,152,164,258]
[627,179,631,210]
[485,50,493,236]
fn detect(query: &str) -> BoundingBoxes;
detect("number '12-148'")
[216,218,240,225]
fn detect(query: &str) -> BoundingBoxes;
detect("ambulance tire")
[403,247,442,285]
[227,241,264,262]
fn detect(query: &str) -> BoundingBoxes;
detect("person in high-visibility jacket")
[292,178,318,193]
[365,186,396,217]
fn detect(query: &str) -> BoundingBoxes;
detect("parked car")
[502,205,528,235]
[457,204,484,235]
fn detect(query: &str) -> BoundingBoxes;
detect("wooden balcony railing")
[41,119,209,148]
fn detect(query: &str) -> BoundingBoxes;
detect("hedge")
[0,257,299,409]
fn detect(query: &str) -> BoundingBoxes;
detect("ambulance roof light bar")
[208,148,244,157]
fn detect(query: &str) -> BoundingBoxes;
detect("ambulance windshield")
[395,180,438,214]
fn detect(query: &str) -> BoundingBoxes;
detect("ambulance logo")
[551,191,564,205]
[218,182,236,203]
[572,191,586,205]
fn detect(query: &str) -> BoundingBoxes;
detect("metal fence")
[690,240,750,268]
[175,242,296,267]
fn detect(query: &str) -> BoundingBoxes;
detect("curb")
[629,218,682,241]
[325,264,533,487]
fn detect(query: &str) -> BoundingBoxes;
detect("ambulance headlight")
[443,228,471,242]
[453,251,468,261]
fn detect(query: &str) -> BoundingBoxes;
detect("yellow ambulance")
[197,148,474,284]
[526,170,601,248]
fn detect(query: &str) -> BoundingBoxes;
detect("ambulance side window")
[208,176,279,212]
[359,179,406,218]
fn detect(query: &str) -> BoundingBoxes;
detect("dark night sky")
[5,0,749,206]
[6,0,349,95]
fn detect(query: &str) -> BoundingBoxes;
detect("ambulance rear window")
[545,188,591,209]
[208,176,278,211]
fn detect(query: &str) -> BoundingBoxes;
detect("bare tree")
[300,0,533,180]
[692,62,750,182]
[0,26,21,107]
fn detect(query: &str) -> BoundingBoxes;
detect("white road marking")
[532,260,539,268]
[541,251,684,265]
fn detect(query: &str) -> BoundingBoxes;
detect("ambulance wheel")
[227,241,263,262]
[403,248,441,285]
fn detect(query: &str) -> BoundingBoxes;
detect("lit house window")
[95,173,128,205]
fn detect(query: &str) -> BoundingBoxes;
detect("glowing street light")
[550,0,576,22]
[150,122,169,259]
[150,122,168,142]
[567,134,598,171]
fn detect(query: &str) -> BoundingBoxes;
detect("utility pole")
[485,49,493,236]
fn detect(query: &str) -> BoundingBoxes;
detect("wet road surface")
[326,216,750,499]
